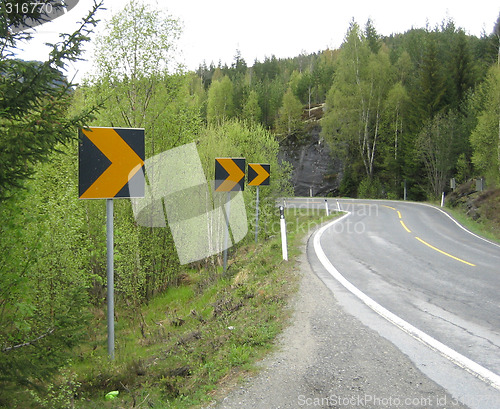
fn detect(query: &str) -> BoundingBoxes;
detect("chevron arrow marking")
[216,158,245,192]
[248,163,270,186]
[80,128,144,199]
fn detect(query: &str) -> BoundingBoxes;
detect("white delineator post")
[279,205,288,261]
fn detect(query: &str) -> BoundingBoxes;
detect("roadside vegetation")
[11,206,337,409]
[446,181,500,243]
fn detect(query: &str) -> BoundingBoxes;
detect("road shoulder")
[205,226,470,409]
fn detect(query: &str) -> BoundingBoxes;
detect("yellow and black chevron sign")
[215,158,245,192]
[248,163,270,186]
[79,127,145,199]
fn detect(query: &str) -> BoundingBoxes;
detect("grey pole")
[255,186,260,243]
[106,199,115,360]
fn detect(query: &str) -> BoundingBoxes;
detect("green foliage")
[358,177,383,199]
[75,0,204,304]
[318,16,500,198]
[94,1,181,79]
[0,146,93,405]
[0,1,104,403]
[0,1,103,199]
[197,120,292,243]
[29,366,82,409]
[322,21,392,179]
[206,75,235,125]
[470,66,500,185]
[242,90,262,124]
[276,87,303,138]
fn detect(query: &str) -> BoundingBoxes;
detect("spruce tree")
[0,1,103,200]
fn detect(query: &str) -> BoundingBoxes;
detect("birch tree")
[207,75,235,125]
[417,112,457,198]
[277,87,303,138]
[322,21,392,179]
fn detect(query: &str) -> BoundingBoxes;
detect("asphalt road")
[292,198,500,407]
[207,198,500,409]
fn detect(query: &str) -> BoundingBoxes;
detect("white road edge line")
[313,213,500,391]
[415,202,500,250]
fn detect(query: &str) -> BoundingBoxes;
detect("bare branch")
[2,328,55,352]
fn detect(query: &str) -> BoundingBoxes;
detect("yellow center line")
[400,220,412,233]
[382,205,396,210]
[387,206,476,266]
[415,237,476,267]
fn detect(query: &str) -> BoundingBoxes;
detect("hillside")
[447,181,500,240]
[278,104,343,197]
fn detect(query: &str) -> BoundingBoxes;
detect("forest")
[1,0,500,406]
[194,17,500,200]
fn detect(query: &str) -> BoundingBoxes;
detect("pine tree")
[0,1,104,400]
[415,33,448,120]
[0,1,103,200]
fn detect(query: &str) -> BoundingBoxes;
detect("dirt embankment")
[446,180,500,237]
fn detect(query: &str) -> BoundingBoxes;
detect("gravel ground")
[203,232,471,409]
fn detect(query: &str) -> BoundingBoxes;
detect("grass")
[445,185,500,244]
[29,208,339,409]
[445,206,500,244]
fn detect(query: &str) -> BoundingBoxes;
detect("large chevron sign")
[79,127,145,199]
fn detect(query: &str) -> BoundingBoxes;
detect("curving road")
[286,197,500,404]
[208,198,500,409]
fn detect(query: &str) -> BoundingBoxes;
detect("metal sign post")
[215,158,246,274]
[255,186,260,243]
[79,127,145,360]
[106,199,115,360]
[223,191,231,274]
[247,163,270,244]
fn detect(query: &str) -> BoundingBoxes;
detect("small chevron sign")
[215,158,245,192]
[248,163,270,186]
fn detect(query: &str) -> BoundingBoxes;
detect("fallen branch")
[2,328,55,352]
